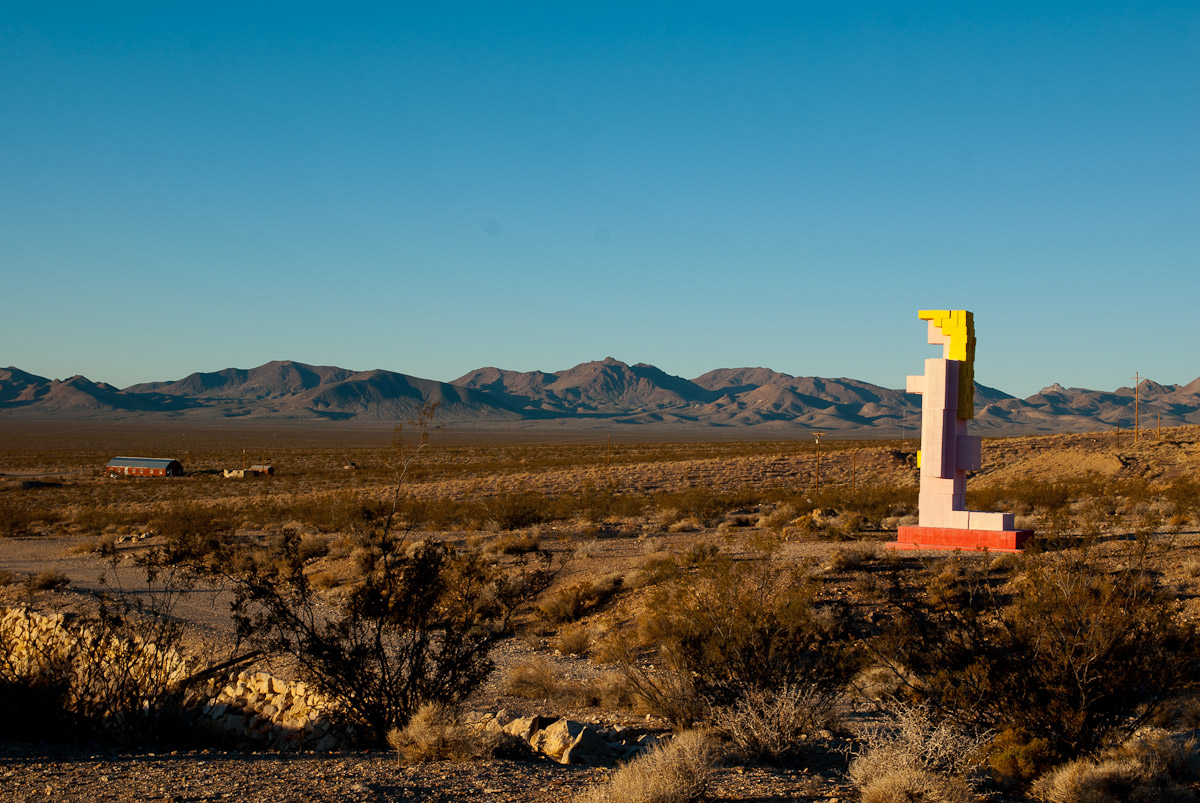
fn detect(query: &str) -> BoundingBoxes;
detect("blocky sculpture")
[889,310,1032,552]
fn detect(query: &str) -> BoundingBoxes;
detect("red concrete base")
[889,525,1033,553]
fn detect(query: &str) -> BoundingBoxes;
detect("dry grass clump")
[503,657,632,710]
[755,503,796,531]
[538,574,623,623]
[553,624,592,656]
[295,534,330,562]
[666,516,702,534]
[483,531,541,556]
[26,570,70,591]
[386,702,524,763]
[503,657,566,700]
[574,537,604,560]
[1030,730,1200,803]
[848,704,987,803]
[824,541,881,572]
[576,729,718,803]
[851,663,917,703]
[715,683,838,764]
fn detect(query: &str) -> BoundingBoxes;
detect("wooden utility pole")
[813,432,824,492]
[1133,372,1140,443]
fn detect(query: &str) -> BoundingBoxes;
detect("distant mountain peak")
[3,360,1197,435]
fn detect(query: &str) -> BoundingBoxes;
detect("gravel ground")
[0,744,855,803]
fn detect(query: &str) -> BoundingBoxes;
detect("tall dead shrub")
[877,548,1200,764]
[616,539,859,727]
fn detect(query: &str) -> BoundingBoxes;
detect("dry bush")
[987,727,1056,790]
[296,534,330,562]
[825,541,881,572]
[484,531,541,556]
[851,663,917,703]
[26,570,70,592]
[151,502,236,564]
[0,570,15,587]
[538,574,622,623]
[715,683,839,764]
[503,657,565,700]
[1031,730,1200,803]
[553,625,592,656]
[228,530,556,744]
[574,671,636,710]
[503,656,631,710]
[756,503,796,531]
[640,536,667,555]
[614,542,859,728]
[848,704,987,803]
[574,538,604,560]
[386,702,524,763]
[576,729,718,803]
[308,570,344,590]
[877,547,1200,762]
[0,496,40,537]
[485,493,546,530]
[666,517,701,533]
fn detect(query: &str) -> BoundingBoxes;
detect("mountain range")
[3,358,1198,436]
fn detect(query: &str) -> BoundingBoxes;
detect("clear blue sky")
[3,2,1196,398]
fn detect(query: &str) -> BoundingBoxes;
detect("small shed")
[106,456,184,477]
[248,464,274,476]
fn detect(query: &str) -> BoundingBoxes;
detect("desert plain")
[2,419,1200,803]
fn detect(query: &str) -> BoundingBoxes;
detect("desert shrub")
[616,541,860,726]
[485,492,547,530]
[877,547,1200,763]
[1030,730,1200,803]
[715,683,838,764]
[553,624,592,656]
[987,727,1056,790]
[386,702,525,763]
[1164,475,1200,520]
[777,483,918,526]
[225,528,555,744]
[0,570,15,586]
[538,574,622,623]
[756,503,796,531]
[504,656,565,700]
[296,534,330,562]
[26,570,70,591]
[652,487,761,528]
[576,729,717,803]
[152,502,236,564]
[484,531,541,556]
[851,662,917,703]
[574,537,604,560]
[0,496,38,537]
[558,485,647,522]
[574,671,637,710]
[825,541,881,572]
[69,506,147,533]
[848,704,987,803]
[666,516,702,533]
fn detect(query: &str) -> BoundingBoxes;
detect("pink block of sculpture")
[890,309,1032,552]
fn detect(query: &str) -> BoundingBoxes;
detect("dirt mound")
[979,449,1126,485]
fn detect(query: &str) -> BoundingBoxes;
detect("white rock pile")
[468,710,662,765]
[201,671,340,751]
